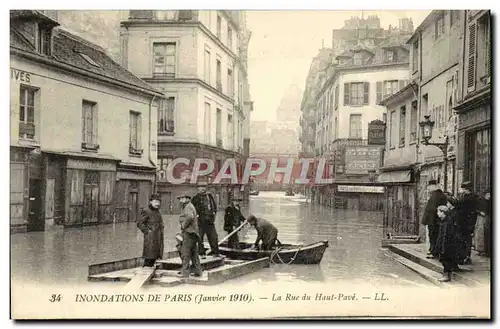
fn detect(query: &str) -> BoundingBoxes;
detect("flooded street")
[11,191,432,288]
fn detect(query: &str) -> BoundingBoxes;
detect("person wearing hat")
[137,193,164,267]
[247,215,279,250]
[224,198,246,249]
[422,179,447,259]
[456,181,480,264]
[177,194,202,278]
[435,200,462,282]
[191,182,220,257]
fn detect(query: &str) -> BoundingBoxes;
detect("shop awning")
[377,170,412,184]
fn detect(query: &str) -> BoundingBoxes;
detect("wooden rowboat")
[212,240,329,265]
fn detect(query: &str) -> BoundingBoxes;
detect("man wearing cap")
[177,194,202,277]
[456,181,479,264]
[247,215,279,250]
[191,183,220,257]
[422,180,447,259]
[137,194,164,267]
[224,199,246,249]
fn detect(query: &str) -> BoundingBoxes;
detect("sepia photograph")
[8,4,492,320]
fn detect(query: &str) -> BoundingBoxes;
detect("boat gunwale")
[218,240,329,255]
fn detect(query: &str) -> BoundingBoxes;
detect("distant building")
[10,10,163,233]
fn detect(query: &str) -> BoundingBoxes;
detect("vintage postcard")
[9,6,491,320]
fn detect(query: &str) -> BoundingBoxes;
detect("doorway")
[27,178,44,232]
[160,192,172,214]
[129,192,139,222]
[83,171,99,224]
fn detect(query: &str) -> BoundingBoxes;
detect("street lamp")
[419,115,449,192]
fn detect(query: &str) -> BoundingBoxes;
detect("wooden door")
[27,178,44,231]
[83,171,99,224]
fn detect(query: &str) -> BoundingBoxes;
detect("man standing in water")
[191,181,220,257]
[177,194,202,278]
[137,194,164,267]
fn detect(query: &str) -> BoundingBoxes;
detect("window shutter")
[467,23,477,91]
[343,83,349,106]
[486,17,491,77]
[398,80,405,91]
[376,81,382,103]
[363,82,369,105]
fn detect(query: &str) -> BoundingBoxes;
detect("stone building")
[120,10,253,213]
[10,10,164,233]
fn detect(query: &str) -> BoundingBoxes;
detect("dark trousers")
[227,231,239,249]
[199,223,219,255]
[440,257,457,273]
[144,258,156,267]
[180,232,202,277]
[427,224,440,255]
[465,234,473,258]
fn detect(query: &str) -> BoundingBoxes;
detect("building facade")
[120,10,253,213]
[313,34,412,209]
[404,10,464,239]
[10,10,163,233]
[455,10,491,196]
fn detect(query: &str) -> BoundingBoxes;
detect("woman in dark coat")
[435,197,464,282]
[137,194,164,267]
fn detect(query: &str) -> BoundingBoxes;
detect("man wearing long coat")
[224,199,246,249]
[422,180,447,258]
[137,194,164,267]
[191,184,219,256]
[456,181,479,264]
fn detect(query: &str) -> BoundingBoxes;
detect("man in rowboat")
[224,198,246,249]
[247,215,279,250]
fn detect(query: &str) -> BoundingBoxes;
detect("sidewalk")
[385,243,491,287]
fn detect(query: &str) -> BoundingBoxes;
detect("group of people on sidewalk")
[423,180,491,282]
[135,183,279,278]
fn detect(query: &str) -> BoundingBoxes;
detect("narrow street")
[11,191,432,288]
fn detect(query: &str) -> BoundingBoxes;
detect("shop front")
[378,167,418,238]
[114,163,156,223]
[334,184,385,211]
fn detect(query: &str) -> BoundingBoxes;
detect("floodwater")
[11,191,432,288]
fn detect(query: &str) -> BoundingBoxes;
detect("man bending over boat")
[247,215,279,250]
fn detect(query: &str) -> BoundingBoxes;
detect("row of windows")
[338,49,399,67]
[18,86,143,156]
[204,47,235,97]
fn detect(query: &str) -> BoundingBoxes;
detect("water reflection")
[11,191,432,287]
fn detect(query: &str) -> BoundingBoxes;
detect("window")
[353,53,363,65]
[349,114,362,139]
[156,10,176,20]
[227,26,233,49]
[216,15,222,38]
[435,15,445,39]
[384,50,396,63]
[399,106,406,146]
[334,117,338,139]
[204,102,212,143]
[129,111,142,155]
[334,85,339,109]
[383,113,387,123]
[37,26,51,56]
[227,113,234,149]
[78,52,100,67]
[389,110,397,148]
[216,108,222,146]
[216,59,222,91]
[153,42,176,76]
[19,86,36,139]
[465,128,491,193]
[410,101,418,142]
[82,100,98,149]
[204,48,211,83]
[344,82,369,106]
[477,14,491,80]
[158,97,175,134]
[384,80,399,97]
[227,68,234,97]
[412,40,419,72]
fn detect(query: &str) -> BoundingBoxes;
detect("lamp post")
[419,115,449,192]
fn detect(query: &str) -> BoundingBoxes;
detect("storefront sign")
[10,68,31,83]
[337,185,385,193]
[117,170,154,182]
[459,104,490,130]
[367,120,386,145]
[345,146,381,174]
[67,158,116,171]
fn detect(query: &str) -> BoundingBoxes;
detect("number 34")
[49,294,62,302]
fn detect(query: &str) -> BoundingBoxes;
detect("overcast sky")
[245,10,431,121]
